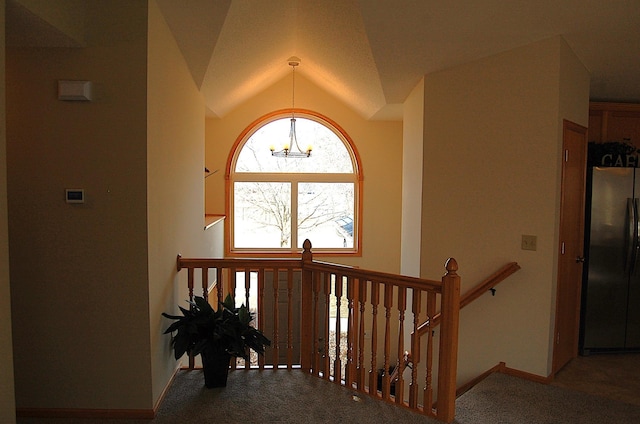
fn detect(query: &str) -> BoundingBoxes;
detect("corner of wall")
[0,0,17,421]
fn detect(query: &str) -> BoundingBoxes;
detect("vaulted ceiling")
[7,0,640,120]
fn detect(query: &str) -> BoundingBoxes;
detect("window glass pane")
[297,182,354,248]
[235,117,353,173]
[234,182,292,248]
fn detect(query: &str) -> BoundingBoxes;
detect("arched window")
[227,109,362,256]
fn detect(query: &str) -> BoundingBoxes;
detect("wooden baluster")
[382,283,393,400]
[245,268,252,308]
[272,268,280,369]
[287,268,294,369]
[187,267,195,369]
[323,272,331,380]
[244,268,251,369]
[187,268,194,303]
[312,270,321,376]
[258,268,266,369]
[424,290,436,415]
[215,267,223,305]
[230,267,237,302]
[409,288,422,408]
[345,275,355,386]
[229,267,238,371]
[201,267,209,302]
[368,281,379,394]
[357,280,367,390]
[395,286,406,404]
[333,274,343,383]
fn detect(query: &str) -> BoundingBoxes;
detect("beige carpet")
[16,363,640,424]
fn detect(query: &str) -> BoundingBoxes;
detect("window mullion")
[291,181,299,249]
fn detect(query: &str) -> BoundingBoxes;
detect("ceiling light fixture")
[270,57,312,158]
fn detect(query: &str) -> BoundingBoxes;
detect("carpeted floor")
[17,370,443,424]
[16,354,640,424]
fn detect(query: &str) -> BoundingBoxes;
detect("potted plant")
[162,294,270,388]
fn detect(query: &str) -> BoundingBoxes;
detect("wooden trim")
[499,364,552,385]
[223,108,364,258]
[456,362,552,399]
[44,366,180,420]
[204,214,225,230]
[552,119,588,374]
[16,408,155,419]
[456,362,506,397]
[153,364,181,414]
[589,101,640,113]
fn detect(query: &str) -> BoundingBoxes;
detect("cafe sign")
[588,140,638,167]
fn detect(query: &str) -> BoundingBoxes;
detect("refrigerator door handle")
[634,198,640,276]
[626,198,637,275]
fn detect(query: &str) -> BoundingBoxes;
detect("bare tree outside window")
[231,114,358,252]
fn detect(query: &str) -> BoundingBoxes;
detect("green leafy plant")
[162,294,270,361]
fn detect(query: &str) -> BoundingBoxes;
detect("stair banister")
[435,258,461,423]
[176,241,462,423]
[417,261,521,337]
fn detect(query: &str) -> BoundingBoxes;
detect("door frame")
[552,119,588,374]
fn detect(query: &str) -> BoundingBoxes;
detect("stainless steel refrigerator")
[581,166,640,354]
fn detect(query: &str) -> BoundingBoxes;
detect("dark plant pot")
[201,349,231,388]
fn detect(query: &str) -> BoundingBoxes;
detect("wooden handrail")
[416,261,521,338]
[305,260,443,292]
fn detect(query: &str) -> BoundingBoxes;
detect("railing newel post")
[436,258,461,423]
[301,239,313,372]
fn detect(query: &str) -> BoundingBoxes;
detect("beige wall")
[7,0,153,410]
[0,0,17,422]
[401,78,425,277]
[547,38,590,368]
[205,72,404,272]
[11,0,86,46]
[419,37,589,384]
[147,0,209,406]
[7,0,218,413]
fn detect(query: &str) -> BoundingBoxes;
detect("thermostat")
[58,80,92,101]
[65,189,85,204]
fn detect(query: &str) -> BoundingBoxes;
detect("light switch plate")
[521,235,537,251]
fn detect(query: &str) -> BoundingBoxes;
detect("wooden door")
[553,120,588,374]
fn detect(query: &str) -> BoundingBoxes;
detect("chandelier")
[270,57,312,158]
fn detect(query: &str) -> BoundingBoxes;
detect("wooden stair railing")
[176,240,461,423]
[374,261,520,420]
[385,262,520,396]
[416,261,520,336]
